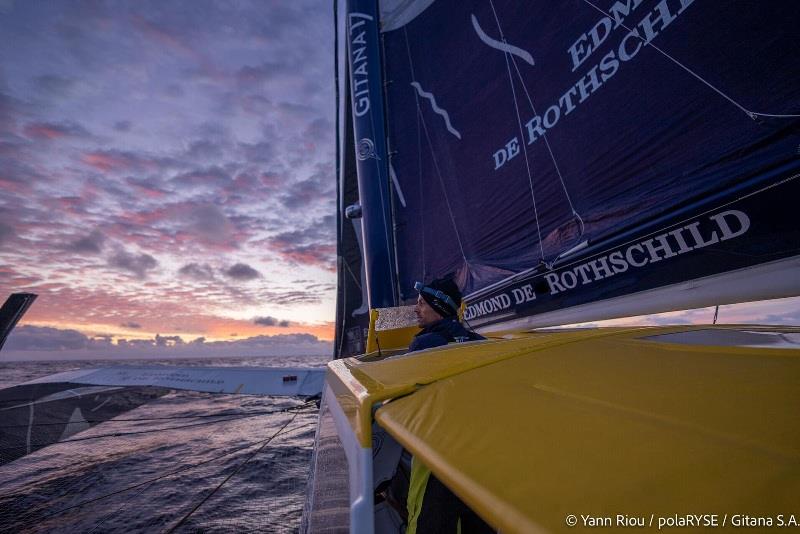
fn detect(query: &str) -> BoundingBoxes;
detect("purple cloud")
[32,74,75,96]
[64,230,105,254]
[178,262,215,281]
[109,249,158,277]
[23,120,91,140]
[254,316,291,327]
[0,1,338,351]
[268,215,335,270]
[225,262,260,281]
[0,221,14,246]
[5,325,89,351]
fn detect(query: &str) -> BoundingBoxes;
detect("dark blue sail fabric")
[381,0,800,300]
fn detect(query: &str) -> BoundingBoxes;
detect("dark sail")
[0,293,37,351]
[376,0,800,327]
[335,51,371,357]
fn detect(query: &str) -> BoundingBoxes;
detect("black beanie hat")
[417,277,462,318]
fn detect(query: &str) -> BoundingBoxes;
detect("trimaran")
[3,1,799,532]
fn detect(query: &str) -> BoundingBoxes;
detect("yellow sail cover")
[327,326,800,533]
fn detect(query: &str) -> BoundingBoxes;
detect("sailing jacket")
[408,317,485,352]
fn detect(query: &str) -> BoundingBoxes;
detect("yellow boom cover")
[326,326,800,533]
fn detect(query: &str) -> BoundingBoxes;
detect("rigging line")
[417,106,468,262]
[403,27,467,263]
[163,412,301,534]
[5,421,313,527]
[87,477,156,534]
[489,0,545,260]
[334,0,342,250]
[404,26,427,279]
[343,257,363,289]
[367,34,394,282]
[713,305,720,324]
[418,100,426,279]
[0,402,317,451]
[508,53,585,230]
[581,0,800,120]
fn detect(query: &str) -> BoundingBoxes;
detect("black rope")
[164,412,302,533]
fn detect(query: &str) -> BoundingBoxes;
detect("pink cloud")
[22,121,90,141]
[126,177,167,199]
[80,150,166,173]
[82,152,132,172]
[130,14,224,81]
[271,242,336,271]
[24,124,69,140]
[0,176,31,194]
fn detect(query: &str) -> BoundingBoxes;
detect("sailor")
[405,278,493,533]
[409,277,484,351]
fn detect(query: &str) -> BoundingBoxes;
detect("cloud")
[4,325,331,358]
[281,177,331,209]
[0,221,14,246]
[178,262,215,281]
[125,176,169,199]
[81,149,172,173]
[23,121,91,140]
[0,1,338,355]
[120,322,142,329]
[171,167,231,189]
[267,290,323,306]
[185,140,223,161]
[32,74,76,97]
[224,262,260,281]
[236,62,292,85]
[65,230,105,254]
[155,334,184,347]
[254,316,290,327]
[5,325,89,351]
[268,215,335,270]
[109,249,158,277]
[239,141,275,164]
[185,203,238,247]
[761,308,800,325]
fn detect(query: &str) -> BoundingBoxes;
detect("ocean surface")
[0,355,329,533]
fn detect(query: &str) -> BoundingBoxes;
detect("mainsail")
[337,0,800,347]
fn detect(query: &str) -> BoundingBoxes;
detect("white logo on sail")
[410,82,461,139]
[357,138,379,160]
[471,14,534,66]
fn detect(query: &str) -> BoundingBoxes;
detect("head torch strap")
[414,282,458,315]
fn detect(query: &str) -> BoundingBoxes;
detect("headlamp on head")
[414,281,458,316]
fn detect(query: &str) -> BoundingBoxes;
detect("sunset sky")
[1,1,798,361]
[1,1,336,359]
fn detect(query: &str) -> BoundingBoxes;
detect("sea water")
[0,355,328,533]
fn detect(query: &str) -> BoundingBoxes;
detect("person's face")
[415,294,442,328]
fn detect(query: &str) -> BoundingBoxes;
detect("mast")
[345,0,399,311]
